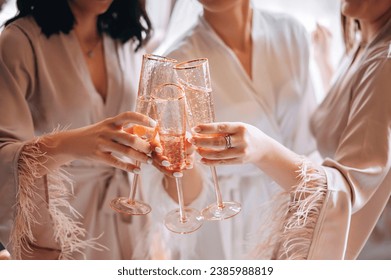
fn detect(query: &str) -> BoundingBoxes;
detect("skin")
[68,0,113,102]
[190,0,391,190]
[199,0,253,79]
[342,0,391,65]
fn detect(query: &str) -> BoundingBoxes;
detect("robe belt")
[64,164,130,214]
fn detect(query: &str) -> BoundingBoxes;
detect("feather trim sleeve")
[250,157,327,260]
[10,140,105,259]
[276,157,327,259]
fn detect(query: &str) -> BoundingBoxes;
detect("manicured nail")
[149,119,157,127]
[173,172,183,178]
[155,147,163,153]
[193,126,201,133]
[161,160,170,167]
[147,158,153,164]
[133,168,141,174]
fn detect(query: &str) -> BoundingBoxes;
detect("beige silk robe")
[0,17,145,259]
[307,19,391,259]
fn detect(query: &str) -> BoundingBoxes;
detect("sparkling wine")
[159,132,186,171]
[181,85,215,127]
[136,96,155,117]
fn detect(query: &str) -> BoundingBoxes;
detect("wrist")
[37,130,75,165]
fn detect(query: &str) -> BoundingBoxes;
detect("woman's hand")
[40,111,156,173]
[190,122,268,166]
[312,23,332,64]
[150,132,195,178]
[312,23,334,91]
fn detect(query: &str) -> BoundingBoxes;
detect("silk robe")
[0,17,145,259]
[307,18,391,259]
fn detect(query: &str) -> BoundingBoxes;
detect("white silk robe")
[0,17,145,259]
[138,9,318,259]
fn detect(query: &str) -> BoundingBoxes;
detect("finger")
[112,130,152,154]
[318,24,332,37]
[192,133,241,150]
[311,30,319,42]
[98,152,141,174]
[150,154,179,178]
[150,134,163,154]
[152,162,176,178]
[191,134,226,150]
[151,151,171,168]
[192,122,243,135]
[111,111,157,128]
[101,140,150,163]
[196,147,244,160]
[185,137,194,156]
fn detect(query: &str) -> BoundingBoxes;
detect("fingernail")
[193,126,201,133]
[149,119,157,127]
[155,147,163,153]
[189,137,195,145]
[173,172,183,178]
[147,158,153,164]
[133,168,141,174]
[161,160,170,167]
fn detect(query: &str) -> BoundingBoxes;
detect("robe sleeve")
[0,24,37,253]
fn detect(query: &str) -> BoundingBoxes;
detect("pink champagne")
[159,132,186,171]
[182,85,215,127]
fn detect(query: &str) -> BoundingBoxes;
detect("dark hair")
[5,0,152,50]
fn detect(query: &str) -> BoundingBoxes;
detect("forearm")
[253,135,311,190]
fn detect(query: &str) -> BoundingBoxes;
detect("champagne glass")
[110,54,177,215]
[153,83,203,234]
[174,58,242,221]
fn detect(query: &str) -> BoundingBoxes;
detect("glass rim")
[152,83,185,101]
[143,53,178,63]
[174,58,208,70]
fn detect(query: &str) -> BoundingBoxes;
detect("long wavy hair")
[5,0,152,50]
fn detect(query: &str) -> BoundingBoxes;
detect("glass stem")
[128,161,141,203]
[210,166,224,209]
[175,177,187,223]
